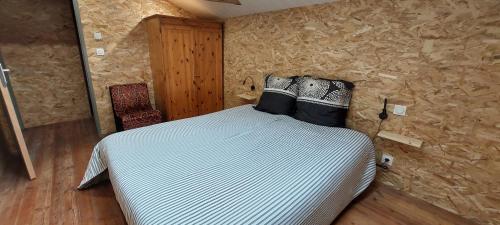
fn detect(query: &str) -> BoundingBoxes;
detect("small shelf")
[377,131,423,148]
[237,93,257,101]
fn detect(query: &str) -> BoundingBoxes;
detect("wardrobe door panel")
[194,28,223,115]
[161,25,198,120]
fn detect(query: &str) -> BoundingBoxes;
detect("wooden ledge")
[377,131,423,148]
[237,93,257,101]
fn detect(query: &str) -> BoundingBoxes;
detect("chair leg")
[114,115,124,132]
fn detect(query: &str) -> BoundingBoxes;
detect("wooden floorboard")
[0,119,477,225]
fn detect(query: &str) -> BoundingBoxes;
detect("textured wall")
[0,0,91,128]
[224,1,500,224]
[76,0,193,134]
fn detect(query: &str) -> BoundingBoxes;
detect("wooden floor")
[0,119,476,225]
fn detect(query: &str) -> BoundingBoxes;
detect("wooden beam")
[206,0,241,5]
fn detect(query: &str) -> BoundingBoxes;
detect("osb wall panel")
[0,0,91,128]
[224,1,500,224]
[76,0,193,134]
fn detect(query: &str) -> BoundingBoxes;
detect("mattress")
[79,105,376,225]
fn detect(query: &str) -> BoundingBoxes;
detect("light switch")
[93,32,103,40]
[96,48,105,56]
[393,105,407,116]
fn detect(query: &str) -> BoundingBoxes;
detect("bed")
[79,105,376,225]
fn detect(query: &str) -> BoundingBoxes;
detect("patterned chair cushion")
[120,109,162,130]
[254,74,299,115]
[294,76,354,127]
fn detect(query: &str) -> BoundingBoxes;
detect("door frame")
[71,0,101,133]
[0,59,36,180]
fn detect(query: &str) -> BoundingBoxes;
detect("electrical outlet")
[96,48,105,56]
[381,153,394,167]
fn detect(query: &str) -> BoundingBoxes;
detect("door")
[0,54,36,180]
[194,28,223,115]
[161,24,198,120]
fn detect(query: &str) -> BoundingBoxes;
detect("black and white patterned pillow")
[294,76,354,127]
[254,74,299,115]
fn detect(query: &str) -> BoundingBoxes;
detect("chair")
[109,83,162,131]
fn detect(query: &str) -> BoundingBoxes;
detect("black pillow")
[294,76,354,127]
[254,74,299,115]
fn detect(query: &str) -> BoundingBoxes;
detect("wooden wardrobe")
[144,15,223,121]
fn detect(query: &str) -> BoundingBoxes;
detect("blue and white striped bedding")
[79,105,376,225]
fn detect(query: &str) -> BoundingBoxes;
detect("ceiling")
[168,0,336,19]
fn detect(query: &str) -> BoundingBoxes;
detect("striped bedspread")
[79,105,375,225]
